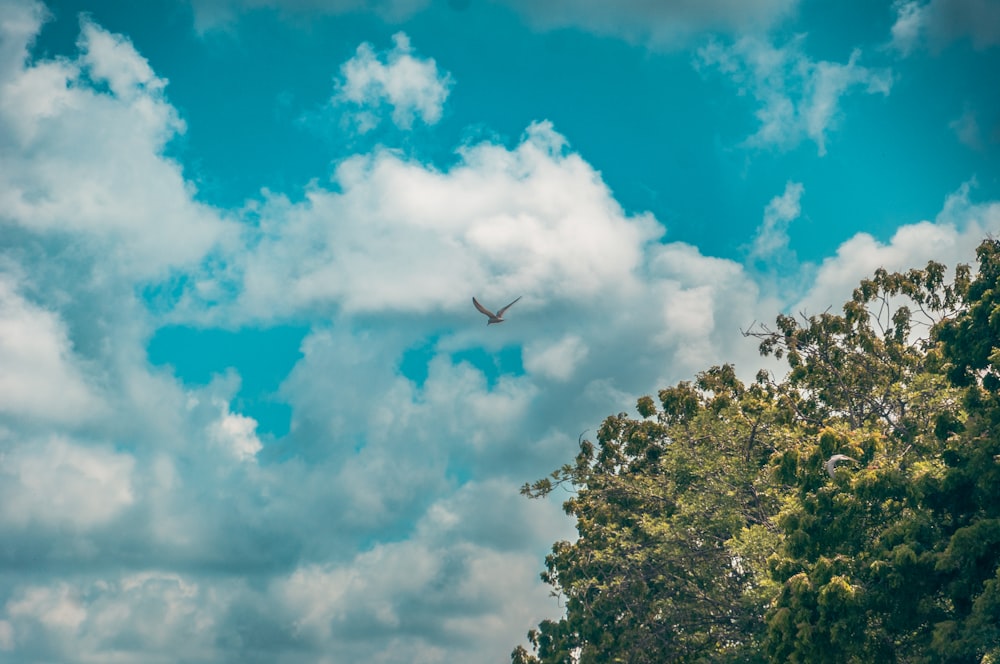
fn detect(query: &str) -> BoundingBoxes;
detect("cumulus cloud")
[333,31,452,132]
[209,403,263,460]
[176,120,661,321]
[2,4,1000,663]
[0,12,235,279]
[0,0,46,83]
[2,573,241,662]
[0,275,104,424]
[145,108,788,658]
[889,0,1000,54]
[0,20,628,653]
[697,36,892,155]
[277,540,553,660]
[797,180,1000,316]
[523,334,589,381]
[274,478,572,661]
[0,437,135,530]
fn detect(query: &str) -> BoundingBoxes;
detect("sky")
[0,0,998,661]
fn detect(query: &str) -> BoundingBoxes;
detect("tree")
[756,259,966,663]
[514,240,1000,664]
[921,239,1000,662]
[513,365,787,663]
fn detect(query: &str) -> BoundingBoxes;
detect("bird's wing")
[496,296,522,317]
[472,297,496,318]
[826,455,858,477]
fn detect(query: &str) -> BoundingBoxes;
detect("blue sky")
[0,0,998,660]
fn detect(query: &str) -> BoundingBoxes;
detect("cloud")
[210,403,263,460]
[187,0,795,46]
[751,181,804,260]
[3,5,1000,663]
[0,13,236,279]
[0,274,106,424]
[796,180,1000,317]
[889,0,1000,54]
[0,476,571,663]
[275,480,568,662]
[0,0,46,82]
[188,0,430,33]
[889,0,928,55]
[497,0,798,49]
[524,334,589,381]
[697,36,892,155]
[176,120,662,322]
[2,574,241,662]
[333,32,453,133]
[950,105,985,150]
[78,18,163,100]
[0,437,135,530]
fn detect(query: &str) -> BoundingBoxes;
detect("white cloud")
[2,573,239,662]
[209,404,263,461]
[335,32,452,132]
[277,542,556,661]
[889,0,927,55]
[889,0,1000,54]
[523,334,589,381]
[0,275,103,424]
[0,0,46,83]
[697,36,892,155]
[0,437,135,530]
[78,19,163,100]
[796,180,1000,316]
[2,6,1000,664]
[178,120,662,322]
[275,479,570,661]
[751,181,804,259]
[0,15,235,279]
[7,584,86,633]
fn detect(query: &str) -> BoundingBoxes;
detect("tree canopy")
[513,239,1000,664]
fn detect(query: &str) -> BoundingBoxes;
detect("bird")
[825,454,858,478]
[472,296,521,325]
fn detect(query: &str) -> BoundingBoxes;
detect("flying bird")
[825,454,858,478]
[472,296,521,325]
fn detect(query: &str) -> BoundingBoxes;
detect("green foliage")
[514,366,783,663]
[514,240,1000,664]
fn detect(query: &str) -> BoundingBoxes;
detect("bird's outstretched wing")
[496,296,521,318]
[825,454,857,477]
[472,297,496,318]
